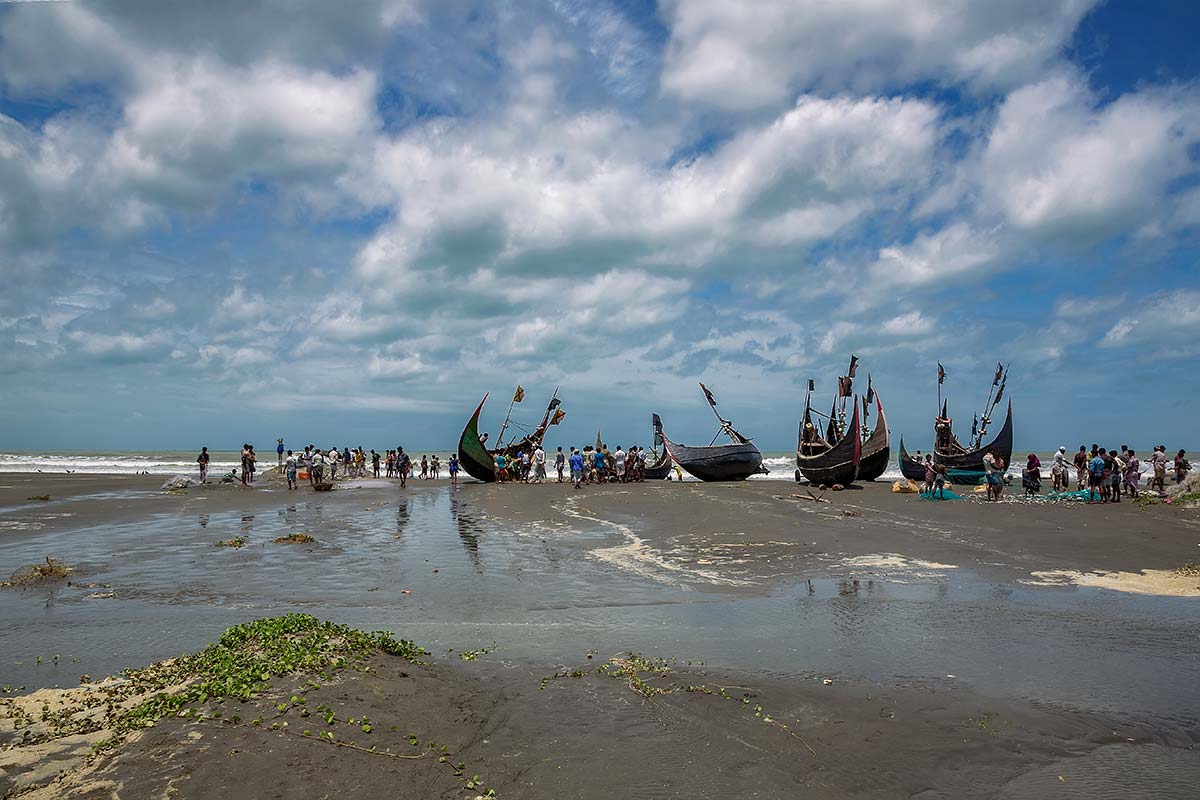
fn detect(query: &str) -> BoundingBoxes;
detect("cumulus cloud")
[1100,290,1200,352]
[659,0,1098,109]
[979,71,1200,241]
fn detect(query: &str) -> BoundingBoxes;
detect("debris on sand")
[273,533,315,544]
[160,475,201,491]
[25,495,51,502]
[2,556,72,587]
[215,537,247,549]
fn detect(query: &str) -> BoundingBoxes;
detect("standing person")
[1052,447,1069,491]
[923,453,935,494]
[1176,450,1192,485]
[982,449,1003,501]
[569,447,584,489]
[1124,450,1141,499]
[197,447,210,483]
[520,450,531,482]
[302,446,314,485]
[448,454,459,487]
[371,449,381,478]
[1151,446,1168,495]
[398,448,410,488]
[1074,446,1088,490]
[1109,447,1125,502]
[310,449,325,485]
[247,445,257,484]
[533,445,546,483]
[1022,453,1042,495]
[420,455,429,480]
[285,450,298,490]
[1087,448,1106,503]
[933,460,948,500]
[555,447,566,483]
[495,453,507,482]
[276,438,285,468]
[240,444,250,486]
[593,446,606,483]
[614,446,626,483]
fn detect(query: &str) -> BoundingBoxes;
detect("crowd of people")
[492,442,666,488]
[198,441,462,490]
[916,444,1192,504]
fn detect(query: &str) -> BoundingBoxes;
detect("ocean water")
[0,450,1052,481]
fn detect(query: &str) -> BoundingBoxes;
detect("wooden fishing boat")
[660,385,764,482]
[796,398,861,486]
[643,414,673,479]
[457,389,561,483]
[856,394,891,481]
[897,401,1014,485]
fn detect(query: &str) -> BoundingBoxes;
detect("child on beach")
[197,447,210,483]
[285,450,297,490]
[933,462,948,499]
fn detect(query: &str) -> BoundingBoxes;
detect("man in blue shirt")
[276,438,285,468]
[569,448,584,489]
[1088,449,1107,504]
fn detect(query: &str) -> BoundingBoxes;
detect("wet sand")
[2,473,1199,798]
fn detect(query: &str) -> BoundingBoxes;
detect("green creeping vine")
[539,652,816,756]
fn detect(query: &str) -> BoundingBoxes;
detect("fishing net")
[947,468,986,484]
[3,556,72,586]
[919,489,963,501]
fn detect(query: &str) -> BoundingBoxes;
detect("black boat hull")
[857,395,890,482]
[796,399,861,486]
[898,402,1014,485]
[662,434,762,482]
[643,449,673,479]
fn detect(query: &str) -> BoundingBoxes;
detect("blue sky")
[0,0,1198,453]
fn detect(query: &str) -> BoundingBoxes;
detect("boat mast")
[496,386,521,447]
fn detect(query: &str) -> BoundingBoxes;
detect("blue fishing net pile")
[919,489,964,501]
[1040,489,1094,502]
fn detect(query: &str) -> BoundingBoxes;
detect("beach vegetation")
[215,536,246,548]
[1177,562,1200,577]
[273,533,316,544]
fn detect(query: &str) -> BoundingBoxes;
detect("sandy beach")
[2,473,1199,798]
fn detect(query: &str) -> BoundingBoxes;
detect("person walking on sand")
[570,447,584,489]
[285,450,298,490]
[1176,449,1192,485]
[448,454,459,487]
[555,446,565,483]
[310,449,325,485]
[276,438,285,468]
[398,448,410,488]
[197,447,210,483]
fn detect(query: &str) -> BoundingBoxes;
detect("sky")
[0,0,1198,453]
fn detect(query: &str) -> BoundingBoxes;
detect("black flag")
[865,375,874,404]
[699,382,718,408]
[971,415,978,438]
[848,354,859,378]
[937,363,946,384]
[652,413,662,432]
[838,376,853,397]
[807,378,815,392]
[993,362,1004,385]
[548,397,561,411]
[994,381,1005,403]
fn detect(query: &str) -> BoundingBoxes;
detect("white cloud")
[219,286,268,323]
[659,0,1097,109]
[979,72,1200,241]
[1100,290,1200,351]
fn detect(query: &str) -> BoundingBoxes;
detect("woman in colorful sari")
[1022,453,1042,495]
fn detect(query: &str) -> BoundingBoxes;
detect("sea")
[0,450,1050,481]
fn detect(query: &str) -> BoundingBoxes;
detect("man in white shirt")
[614,446,626,482]
[533,446,546,483]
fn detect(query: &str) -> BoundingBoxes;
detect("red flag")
[838,376,853,397]
[937,363,946,384]
[847,355,859,378]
